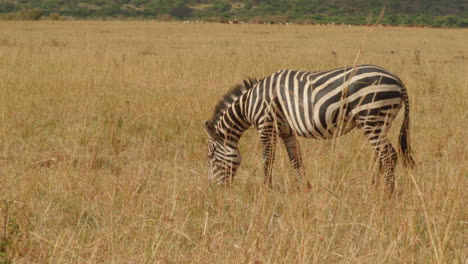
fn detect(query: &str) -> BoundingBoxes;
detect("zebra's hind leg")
[371,152,384,185]
[376,141,397,193]
[356,118,398,194]
[280,134,304,182]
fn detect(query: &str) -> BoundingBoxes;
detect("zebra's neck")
[215,92,252,147]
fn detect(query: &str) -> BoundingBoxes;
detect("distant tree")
[212,1,232,12]
[18,8,43,20]
[456,18,468,27]
[388,0,401,12]
[133,0,151,6]
[49,12,60,20]
[99,4,121,17]
[413,14,431,25]
[39,0,63,12]
[370,0,381,8]
[148,0,172,14]
[252,3,276,16]
[170,3,193,19]
[0,2,16,13]
[155,13,173,21]
[440,16,459,27]
[291,0,317,16]
[399,15,414,25]
[381,14,398,25]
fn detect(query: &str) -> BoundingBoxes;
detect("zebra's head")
[204,120,241,184]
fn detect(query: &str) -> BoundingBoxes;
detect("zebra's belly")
[280,106,356,139]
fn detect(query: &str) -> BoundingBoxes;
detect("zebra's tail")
[398,82,416,169]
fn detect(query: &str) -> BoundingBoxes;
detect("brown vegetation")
[0,21,467,263]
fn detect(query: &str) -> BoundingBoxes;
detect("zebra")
[204,64,415,193]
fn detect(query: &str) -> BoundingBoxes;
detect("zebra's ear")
[243,79,250,88]
[243,78,255,89]
[204,120,217,139]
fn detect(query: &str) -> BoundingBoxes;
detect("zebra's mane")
[211,78,259,124]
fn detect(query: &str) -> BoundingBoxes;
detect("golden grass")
[0,21,467,263]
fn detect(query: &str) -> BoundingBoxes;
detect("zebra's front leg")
[260,129,278,186]
[281,134,304,182]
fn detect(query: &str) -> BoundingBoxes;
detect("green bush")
[455,18,468,27]
[155,14,173,21]
[21,8,44,20]
[49,12,60,20]
[0,8,43,20]
[170,3,193,19]
[212,1,232,12]
[0,2,16,13]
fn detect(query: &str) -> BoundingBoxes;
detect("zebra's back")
[250,65,405,139]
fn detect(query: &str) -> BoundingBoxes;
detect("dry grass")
[0,21,467,263]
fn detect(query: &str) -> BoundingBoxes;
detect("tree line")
[0,0,466,27]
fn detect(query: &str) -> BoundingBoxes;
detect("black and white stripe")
[204,64,415,193]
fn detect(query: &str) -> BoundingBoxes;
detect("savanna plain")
[0,21,467,263]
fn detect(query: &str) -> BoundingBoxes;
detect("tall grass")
[0,21,466,263]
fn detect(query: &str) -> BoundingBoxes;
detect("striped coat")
[204,65,415,193]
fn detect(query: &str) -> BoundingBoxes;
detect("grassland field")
[0,21,467,263]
